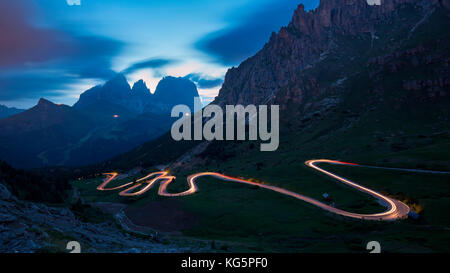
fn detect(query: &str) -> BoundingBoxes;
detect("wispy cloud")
[122,58,178,75]
[184,73,224,89]
[0,0,123,104]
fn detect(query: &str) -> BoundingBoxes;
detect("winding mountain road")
[97,159,417,221]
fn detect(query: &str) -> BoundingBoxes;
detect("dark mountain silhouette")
[0,75,199,168]
[0,98,91,135]
[74,74,138,113]
[0,99,95,168]
[0,105,24,119]
[153,76,200,111]
[74,74,199,114]
[131,79,152,97]
[130,79,153,113]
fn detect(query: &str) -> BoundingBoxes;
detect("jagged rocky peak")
[74,73,133,109]
[37,98,57,107]
[131,79,151,97]
[286,0,448,46]
[153,76,200,110]
[287,0,447,35]
[38,98,54,105]
[34,98,70,112]
[154,76,199,100]
[287,0,407,35]
[104,73,130,89]
[102,73,132,97]
[215,0,447,106]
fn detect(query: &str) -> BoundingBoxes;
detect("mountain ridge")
[214,0,449,107]
[74,74,200,114]
[0,104,24,119]
[0,74,200,168]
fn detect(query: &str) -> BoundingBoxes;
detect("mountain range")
[74,74,199,114]
[0,75,199,168]
[108,0,450,172]
[0,105,24,119]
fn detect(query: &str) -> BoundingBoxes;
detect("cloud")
[195,0,318,66]
[62,35,124,79]
[0,0,123,103]
[184,73,224,89]
[0,71,74,101]
[0,0,69,68]
[122,58,178,75]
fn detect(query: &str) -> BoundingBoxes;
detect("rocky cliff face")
[214,0,448,107]
[130,79,153,113]
[74,74,131,108]
[74,74,141,113]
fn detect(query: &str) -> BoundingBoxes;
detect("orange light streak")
[96,160,410,221]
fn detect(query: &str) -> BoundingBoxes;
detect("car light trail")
[96,159,411,221]
[97,172,133,191]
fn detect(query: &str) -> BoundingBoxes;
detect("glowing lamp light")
[113,115,119,118]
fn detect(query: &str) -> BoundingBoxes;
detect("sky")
[0,0,318,109]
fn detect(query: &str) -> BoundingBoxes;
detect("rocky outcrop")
[73,73,135,111]
[131,79,152,98]
[0,183,209,253]
[214,0,445,107]
[130,79,153,113]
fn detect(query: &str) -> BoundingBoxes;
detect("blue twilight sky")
[0,0,318,108]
